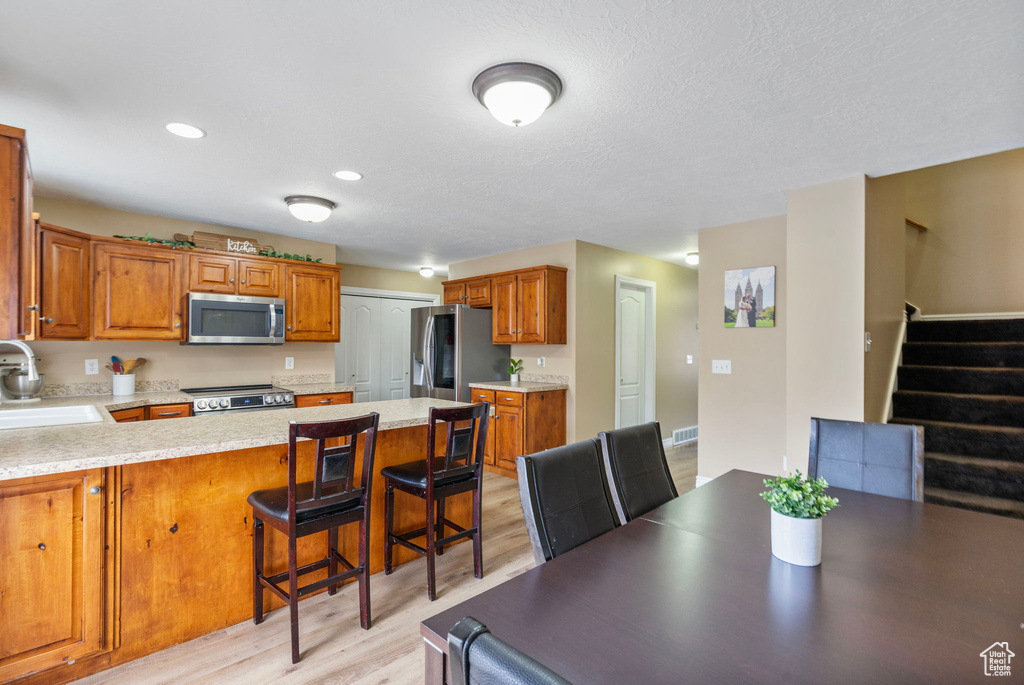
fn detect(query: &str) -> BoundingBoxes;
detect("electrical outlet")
[686,355,693,365]
[536,357,546,368]
[711,360,732,374]
[85,359,99,375]
[285,356,294,370]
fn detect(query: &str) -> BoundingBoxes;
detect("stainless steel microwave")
[186,293,285,345]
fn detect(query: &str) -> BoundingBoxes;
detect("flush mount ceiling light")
[284,195,336,223]
[685,253,700,266]
[333,170,363,181]
[165,122,206,139]
[419,266,435,278]
[472,62,562,127]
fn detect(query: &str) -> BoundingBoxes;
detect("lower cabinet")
[0,469,116,682]
[294,392,353,408]
[110,404,193,422]
[471,389,566,474]
[110,407,145,423]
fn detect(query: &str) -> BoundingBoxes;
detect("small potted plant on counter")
[508,359,524,385]
[760,470,838,567]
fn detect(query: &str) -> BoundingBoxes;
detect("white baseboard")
[695,475,714,487]
[662,437,673,449]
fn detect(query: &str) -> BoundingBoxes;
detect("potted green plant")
[760,470,839,566]
[508,359,524,385]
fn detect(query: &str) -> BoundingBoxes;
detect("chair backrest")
[808,417,925,502]
[287,413,380,526]
[598,422,678,524]
[448,617,573,685]
[426,403,489,489]
[516,439,618,565]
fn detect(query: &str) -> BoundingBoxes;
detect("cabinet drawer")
[110,407,145,423]
[147,403,192,420]
[494,392,524,407]
[469,389,496,404]
[295,392,353,407]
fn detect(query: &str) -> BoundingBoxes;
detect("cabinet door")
[38,227,91,340]
[516,269,546,344]
[0,470,108,681]
[188,254,237,294]
[0,129,34,340]
[92,243,185,340]
[237,259,282,298]
[147,403,192,420]
[285,265,340,342]
[110,407,145,422]
[443,282,466,305]
[494,404,524,471]
[471,389,497,466]
[491,274,518,344]
[466,278,492,307]
[295,392,352,407]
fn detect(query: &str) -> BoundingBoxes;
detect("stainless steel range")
[183,384,295,415]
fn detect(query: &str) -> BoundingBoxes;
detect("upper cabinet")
[92,241,185,340]
[0,125,34,340]
[443,281,466,305]
[188,253,282,298]
[446,266,566,345]
[237,258,282,298]
[37,224,91,340]
[285,264,341,342]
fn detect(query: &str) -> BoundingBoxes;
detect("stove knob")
[284,395,293,404]
[265,395,274,404]
[196,399,207,410]
[219,398,230,408]
[275,395,283,404]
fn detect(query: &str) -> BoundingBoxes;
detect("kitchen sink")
[0,404,103,430]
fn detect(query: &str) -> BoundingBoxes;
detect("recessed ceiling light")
[419,266,435,278]
[284,195,336,223]
[472,62,563,127]
[333,170,363,181]
[685,252,699,266]
[165,122,206,139]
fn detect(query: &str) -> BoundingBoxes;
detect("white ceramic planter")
[509,373,520,385]
[770,508,822,567]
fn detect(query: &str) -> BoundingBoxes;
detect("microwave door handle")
[423,315,434,392]
[269,304,278,339]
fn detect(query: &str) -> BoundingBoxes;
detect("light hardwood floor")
[76,443,697,685]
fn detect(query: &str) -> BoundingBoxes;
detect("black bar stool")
[248,413,379,663]
[382,403,489,600]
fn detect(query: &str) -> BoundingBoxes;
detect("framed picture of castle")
[724,266,775,328]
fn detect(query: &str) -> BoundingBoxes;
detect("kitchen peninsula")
[0,393,477,684]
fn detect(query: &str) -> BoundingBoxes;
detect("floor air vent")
[673,426,698,445]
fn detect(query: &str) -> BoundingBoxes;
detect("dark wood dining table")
[421,469,1024,684]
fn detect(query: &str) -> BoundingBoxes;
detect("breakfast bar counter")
[0,396,474,684]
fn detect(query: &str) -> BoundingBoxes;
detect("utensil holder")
[112,374,136,396]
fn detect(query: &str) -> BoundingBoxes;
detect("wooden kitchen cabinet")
[110,407,145,423]
[491,274,518,344]
[443,281,466,305]
[285,264,341,342]
[92,241,185,340]
[0,124,35,340]
[447,266,566,345]
[470,388,497,466]
[295,392,353,407]
[146,403,192,420]
[237,259,282,298]
[37,223,91,340]
[0,469,115,682]
[466,277,492,307]
[483,388,566,476]
[188,254,282,298]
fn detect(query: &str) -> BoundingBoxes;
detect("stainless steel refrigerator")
[410,305,510,402]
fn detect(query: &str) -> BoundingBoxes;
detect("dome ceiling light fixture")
[284,195,336,223]
[419,266,435,278]
[472,62,562,127]
[685,253,700,266]
[334,170,363,181]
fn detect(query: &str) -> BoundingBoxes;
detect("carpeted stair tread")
[897,365,1024,396]
[889,417,1024,462]
[924,486,1024,519]
[926,452,1024,474]
[907,318,1024,343]
[902,342,1024,368]
[925,453,1024,500]
[892,390,1024,429]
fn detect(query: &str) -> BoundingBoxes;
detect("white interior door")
[615,276,656,429]
[379,298,413,400]
[338,295,380,402]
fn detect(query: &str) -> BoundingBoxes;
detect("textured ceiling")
[1,0,1022,274]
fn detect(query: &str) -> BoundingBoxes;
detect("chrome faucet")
[0,340,39,404]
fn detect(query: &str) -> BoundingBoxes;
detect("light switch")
[85,359,99,375]
[711,360,732,374]
[285,356,295,370]
[686,355,693,365]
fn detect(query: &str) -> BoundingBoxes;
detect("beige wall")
[901,147,1024,315]
[336,257,444,295]
[449,241,578,439]
[864,174,906,422]
[697,216,788,479]
[30,197,338,389]
[574,241,698,442]
[785,177,867,470]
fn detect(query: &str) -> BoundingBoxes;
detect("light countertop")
[468,381,569,393]
[0,397,468,481]
[280,382,357,395]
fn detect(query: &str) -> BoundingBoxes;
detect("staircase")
[890,318,1024,519]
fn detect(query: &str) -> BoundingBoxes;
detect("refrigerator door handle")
[422,314,435,392]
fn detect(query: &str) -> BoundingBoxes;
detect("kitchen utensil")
[123,359,136,374]
[104,363,114,373]
[2,370,45,399]
[132,358,147,373]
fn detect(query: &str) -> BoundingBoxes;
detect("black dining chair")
[598,422,678,524]
[517,439,619,566]
[448,617,573,685]
[382,403,489,600]
[248,413,379,664]
[808,417,925,501]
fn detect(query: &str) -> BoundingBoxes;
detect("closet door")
[379,298,414,400]
[337,295,380,402]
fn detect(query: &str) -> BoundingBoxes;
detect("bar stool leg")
[436,497,446,556]
[252,517,265,624]
[384,480,395,575]
[358,516,371,629]
[426,494,437,601]
[472,481,483,579]
[288,537,300,664]
[327,527,339,596]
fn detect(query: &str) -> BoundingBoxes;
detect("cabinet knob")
[40,317,53,323]
[241,280,246,284]
[229,278,235,283]
[89,486,101,495]
[174,323,182,328]
[287,326,292,330]
[38,543,46,551]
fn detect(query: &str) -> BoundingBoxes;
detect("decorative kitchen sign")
[172,231,274,254]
